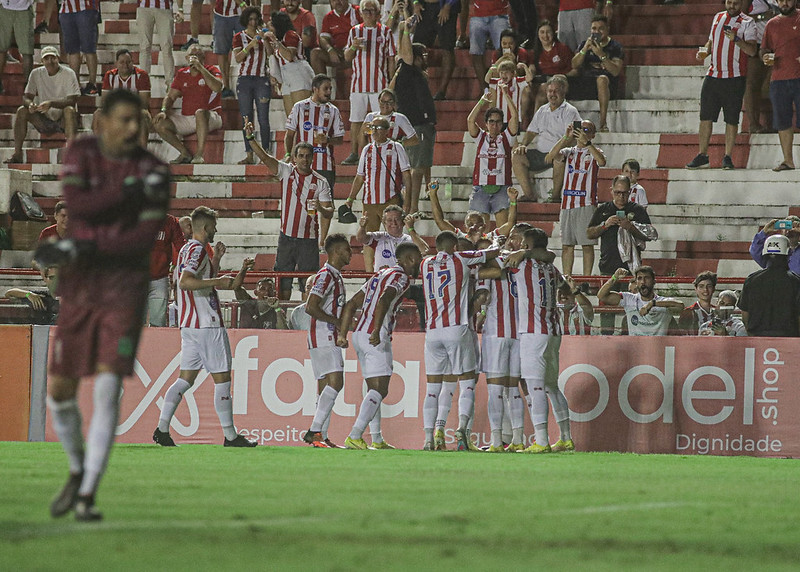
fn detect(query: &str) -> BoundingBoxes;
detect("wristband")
[600,55,608,61]
[479,309,486,317]
[580,49,587,55]
[327,46,334,52]
[160,107,167,113]
[509,201,517,206]
[610,275,618,283]
[242,46,249,54]
[25,292,31,299]
[246,134,256,140]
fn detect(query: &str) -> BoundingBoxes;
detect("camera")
[722,25,732,32]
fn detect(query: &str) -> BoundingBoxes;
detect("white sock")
[321,411,331,440]
[547,385,571,441]
[310,385,338,433]
[528,378,548,444]
[214,381,237,440]
[349,389,382,440]
[423,382,441,430]
[525,392,534,424]
[79,373,122,496]
[424,428,434,442]
[508,387,525,444]
[486,384,504,432]
[458,379,476,431]
[501,387,513,444]
[534,422,549,447]
[435,381,456,430]
[368,400,382,442]
[158,378,191,432]
[47,396,84,474]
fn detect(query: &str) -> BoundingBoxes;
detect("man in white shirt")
[355,204,430,272]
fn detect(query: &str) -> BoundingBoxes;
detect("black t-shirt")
[581,38,624,78]
[394,60,436,127]
[589,201,651,275]
[25,287,59,325]
[238,299,279,329]
[738,265,800,337]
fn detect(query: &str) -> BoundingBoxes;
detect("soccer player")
[337,242,423,449]
[41,90,170,521]
[153,207,257,448]
[421,230,500,452]
[301,233,352,448]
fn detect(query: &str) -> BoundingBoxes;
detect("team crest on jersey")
[309,183,317,191]
[382,248,392,259]
[337,293,346,306]
[553,55,561,63]
[302,121,313,131]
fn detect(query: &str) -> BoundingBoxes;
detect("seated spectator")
[491,28,530,67]
[530,20,574,111]
[267,10,315,117]
[699,290,746,337]
[485,60,530,127]
[136,0,177,90]
[93,49,152,148]
[597,266,684,336]
[59,0,100,95]
[4,46,80,164]
[749,217,800,274]
[622,158,648,209]
[678,271,717,335]
[569,15,623,132]
[359,88,419,149]
[557,275,594,335]
[511,75,580,202]
[355,204,430,272]
[411,0,459,100]
[0,0,35,94]
[288,276,315,330]
[4,266,60,325]
[310,0,362,77]
[152,44,223,165]
[282,0,318,58]
[38,200,68,243]
[467,0,511,91]
[235,274,289,329]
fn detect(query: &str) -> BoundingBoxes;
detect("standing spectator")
[389,18,436,214]
[761,0,800,172]
[678,271,717,335]
[545,119,606,276]
[179,0,204,51]
[0,0,34,94]
[246,125,335,300]
[355,205,430,271]
[59,0,100,95]
[530,21,574,111]
[411,0,459,100]
[310,0,362,76]
[511,74,580,202]
[508,0,537,47]
[4,46,80,165]
[152,44,223,165]
[212,0,252,99]
[341,0,396,165]
[686,0,756,170]
[38,200,68,243]
[282,0,317,54]
[344,115,412,269]
[467,89,518,229]
[749,217,800,273]
[148,214,185,327]
[744,0,777,133]
[557,275,594,335]
[558,0,612,52]
[92,49,152,148]
[234,276,289,329]
[233,7,272,166]
[569,15,624,133]
[597,267,684,336]
[739,234,800,336]
[359,88,419,149]
[268,10,315,117]
[34,0,57,34]
[136,0,177,90]
[586,175,656,275]
[285,74,345,247]
[467,0,511,91]
[622,158,648,209]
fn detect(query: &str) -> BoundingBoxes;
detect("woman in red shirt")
[268,11,315,117]
[531,20,574,110]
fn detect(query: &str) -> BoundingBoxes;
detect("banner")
[45,330,800,457]
[0,325,32,441]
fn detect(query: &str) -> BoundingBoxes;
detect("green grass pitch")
[2,442,799,570]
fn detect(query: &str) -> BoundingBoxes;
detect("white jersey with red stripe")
[363,111,416,142]
[273,30,306,67]
[308,263,346,349]
[102,67,151,93]
[232,31,269,77]
[707,11,756,79]
[559,145,601,210]
[560,303,592,335]
[512,258,563,336]
[214,0,241,17]
[347,23,396,93]
[60,0,98,13]
[353,266,410,338]
[177,239,225,329]
[423,250,487,330]
[629,182,648,208]
[285,98,345,172]
[490,76,525,124]
[138,0,172,9]
[472,129,514,186]
[356,140,410,204]
[277,161,332,240]
[364,231,413,271]
[480,258,518,339]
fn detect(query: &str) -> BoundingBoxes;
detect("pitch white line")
[542,501,694,516]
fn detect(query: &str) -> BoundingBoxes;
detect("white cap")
[763,234,790,256]
[40,46,60,61]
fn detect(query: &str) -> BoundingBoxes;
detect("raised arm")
[427,180,456,232]
[596,267,627,306]
[244,120,280,174]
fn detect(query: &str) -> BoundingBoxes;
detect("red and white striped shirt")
[354,266,410,338]
[60,0,98,13]
[232,31,269,77]
[285,98,345,171]
[472,129,514,187]
[277,161,332,240]
[138,0,172,9]
[560,303,592,335]
[480,261,518,339]
[177,240,224,329]
[707,11,755,79]
[490,76,525,124]
[559,145,601,210]
[102,67,151,93]
[214,0,241,17]
[347,23,396,94]
[308,263,345,349]
[423,250,487,330]
[512,259,563,336]
[273,30,306,67]
[356,140,410,204]
[363,111,416,143]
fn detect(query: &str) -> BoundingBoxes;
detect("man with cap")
[739,234,800,337]
[749,216,800,274]
[5,46,80,164]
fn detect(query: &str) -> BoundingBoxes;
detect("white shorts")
[481,335,520,378]
[180,327,232,373]
[424,324,477,376]
[352,331,393,379]
[171,110,223,136]
[472,329,481,373]
[279,59,314,93]
[348,92,380,123]
[309,344,344,380]
[519,333,560,382]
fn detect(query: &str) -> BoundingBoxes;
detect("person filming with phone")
[749,216,800,274]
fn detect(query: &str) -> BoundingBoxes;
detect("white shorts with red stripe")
[352,331,393,378]
[424,324,477,376]
[481,335,520,378]
[310,344,344,380]
[180,327,232,373]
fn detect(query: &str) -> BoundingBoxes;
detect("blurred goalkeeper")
[36,90,170,522]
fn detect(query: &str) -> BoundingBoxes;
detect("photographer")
[234,276,288,330]
[698,290,746,337]
[749,217,800,274]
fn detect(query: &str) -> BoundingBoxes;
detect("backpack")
[10,192,47,222]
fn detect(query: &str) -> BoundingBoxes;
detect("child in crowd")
[622,158,648,210]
